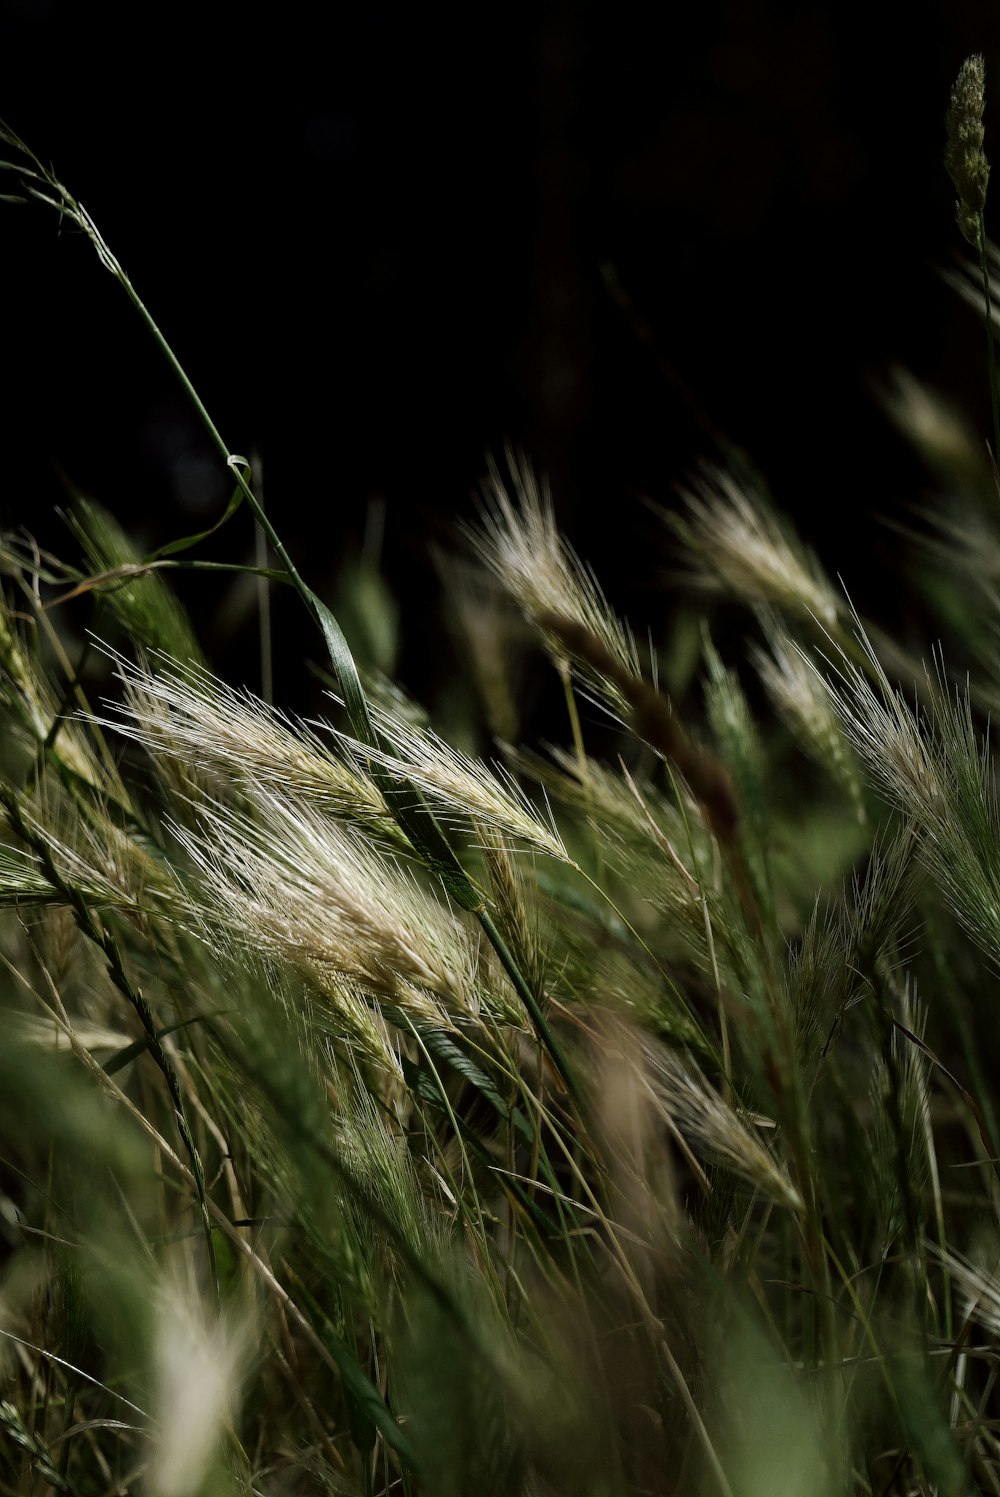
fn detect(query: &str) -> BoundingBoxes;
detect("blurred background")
[0,0,998,707]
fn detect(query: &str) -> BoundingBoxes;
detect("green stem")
[106,257,308,600]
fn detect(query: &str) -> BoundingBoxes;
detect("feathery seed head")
[332,701,574,864]
[174,788,481,1032]
[936,1246,1000,1338]
[333,1079,443,1269]
[435,549,521,742]
[675,470,839,629]
[0,587,107,792]
[881,368,983,478]
[588,1015,683,1257]
[753,630,865,818]
[469,453,641,685]
[821,632,1000,963]
[1,788,169,913]
[812,632,945,818]
[100,654,392,834]
[649,1046,804,1214]
[946,54,989,244]
[149,1277,253,1497]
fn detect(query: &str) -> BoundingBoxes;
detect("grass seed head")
[946,53,990,244]
[334,700,574,863]
[102,654,391,834]
[149,1277,253,1497]
[675,470,839,629]
[468,452,641,687]
[174,787,482,1033]
[650,1045,804,1214]
[753,628,865,818]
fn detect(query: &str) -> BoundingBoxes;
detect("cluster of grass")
[4,61,1000,1497]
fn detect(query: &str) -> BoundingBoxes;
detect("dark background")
[1,0,998,707]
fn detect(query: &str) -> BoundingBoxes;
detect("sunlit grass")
[3,59,1000,1496]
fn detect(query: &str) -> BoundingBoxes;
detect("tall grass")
[2,61,1000,1497]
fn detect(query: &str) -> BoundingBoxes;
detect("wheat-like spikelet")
[880,367,985,480]
[333,1072,445,1272]
[673,469,839,628]
[97,653,393,834]
[0,586,112,794]
[647,1045,804,1214]
[820,629,1000,965]
[0,786,169,915]
[149,1272,253,1497]
[435,548,521,742]
[172,786,485,1031]
[752,626,865,818]
[467,452,642,686]
[332,700,574,863]
[68,498,205,664]
[817,631,945,818]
